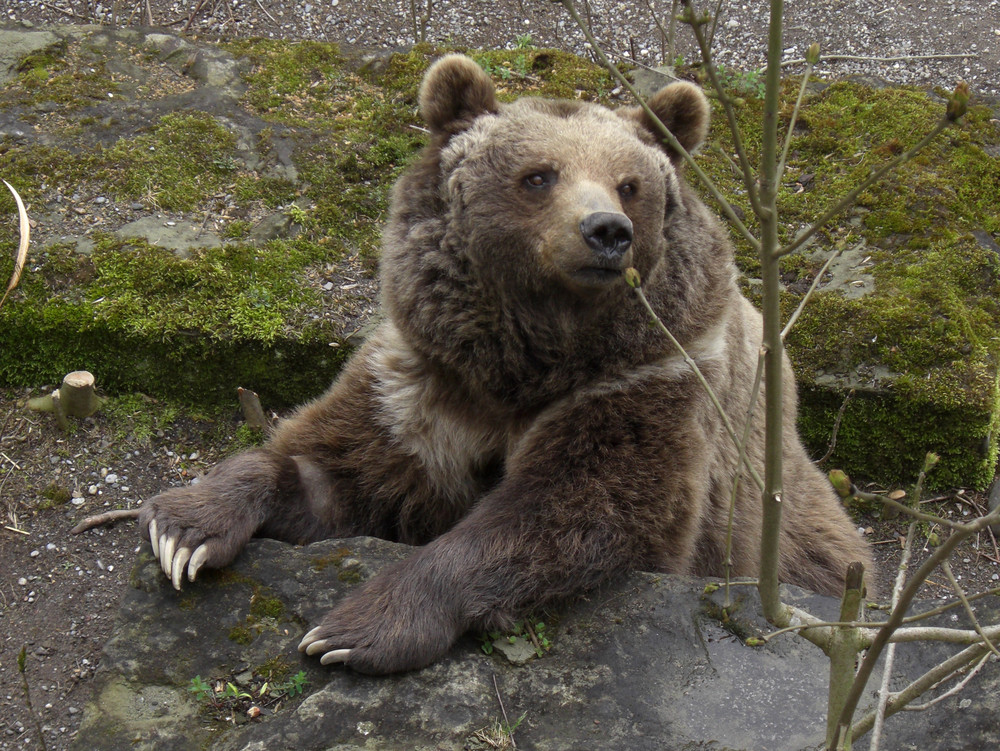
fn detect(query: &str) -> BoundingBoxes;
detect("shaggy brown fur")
[139,54,873,675]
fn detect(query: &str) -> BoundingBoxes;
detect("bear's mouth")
[574,266,624,285]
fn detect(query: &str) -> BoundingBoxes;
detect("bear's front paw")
[297,577,463,674]
[138,488,257,591]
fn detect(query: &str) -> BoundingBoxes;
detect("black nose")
[580,212,633,260]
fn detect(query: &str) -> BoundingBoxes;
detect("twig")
[254,0,277,24]
[850,642,993,740]
[777,117,950,258]
[492,673,517,749]
[723,348,765,605]
[1,452,22,470]
[630,278,764,492]
[780,246,844,341]
[902,652,992,711]
[783,52,978,68]
[4,525,29,535]
[38,1,91,21]
[941,560,1000,658]
[776,56,816,184]
[183,0,208,32]
[817,388,853,465]
[869,515,916,750]
[70,508,140,535]
[681,0,764,218]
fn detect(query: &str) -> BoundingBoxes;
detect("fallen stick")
[70,508,140,535]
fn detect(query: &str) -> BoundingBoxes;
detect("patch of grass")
[98,112,239,211]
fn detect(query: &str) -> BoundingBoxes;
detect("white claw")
[320,649,352,665]
[149,520,160,558]
[171,547,192,590]
[305,639,332,656]
[298,626,324,652]
[188,544,210,582]
[161,535,175,578]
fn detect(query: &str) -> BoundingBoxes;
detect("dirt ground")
[2,1,1000,749]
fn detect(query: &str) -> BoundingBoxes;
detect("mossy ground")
[0,30,997,486]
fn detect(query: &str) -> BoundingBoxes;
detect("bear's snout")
[579,212,633,263]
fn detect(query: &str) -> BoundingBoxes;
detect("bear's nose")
[579,212,633,260]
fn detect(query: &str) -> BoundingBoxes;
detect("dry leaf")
[0,179,30,310]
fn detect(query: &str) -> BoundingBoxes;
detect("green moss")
[0,235,349,407]
[38,482,72,509]
[311,547,352,572]
[255,656,295,683]
[249,592,286,620]
[337,569,363,584]
[228,625,254,645]
[98,112,239,211]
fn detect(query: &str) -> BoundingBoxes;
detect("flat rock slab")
[73,537,1000,751]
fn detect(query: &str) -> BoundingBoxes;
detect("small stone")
[17,577,27,586]
[46,543,57,551]
[71,497,85,506]
[30,550,40,558]
[89,485,98,495]
[105,474,119,484]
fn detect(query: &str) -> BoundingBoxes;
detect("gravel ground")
[5,0,999,98]
[1,2,1000,750]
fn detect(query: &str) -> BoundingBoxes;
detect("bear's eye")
[618,181,638,200]
[523,171,557,190]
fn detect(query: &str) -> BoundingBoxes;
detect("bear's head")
[416,54,710,294]
[381,55,727,406]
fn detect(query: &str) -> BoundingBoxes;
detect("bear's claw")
[147,517,213,590]
[298,628,352,665]
[320,649,352,665]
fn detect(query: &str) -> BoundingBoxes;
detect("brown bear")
[139,54,873,675]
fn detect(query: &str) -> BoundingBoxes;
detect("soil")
[1,2,1000,750]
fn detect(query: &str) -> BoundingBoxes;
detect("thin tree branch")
[682,0,764,217]
[629,276,765,492]
[783,52,978,68]
[557,0,761,253]
[780,245,843,340]
[777,118,950,257]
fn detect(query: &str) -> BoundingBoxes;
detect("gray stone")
[73,537,1000,751]
[115,216,222,258]
[0,29,59,84]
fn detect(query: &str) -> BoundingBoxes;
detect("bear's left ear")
[419,55,499,137]
[627,81,710,166]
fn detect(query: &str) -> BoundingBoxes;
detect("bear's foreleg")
[298,379,713,673]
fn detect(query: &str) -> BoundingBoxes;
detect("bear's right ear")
[419,55,498,137]
[631,81,711,166]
